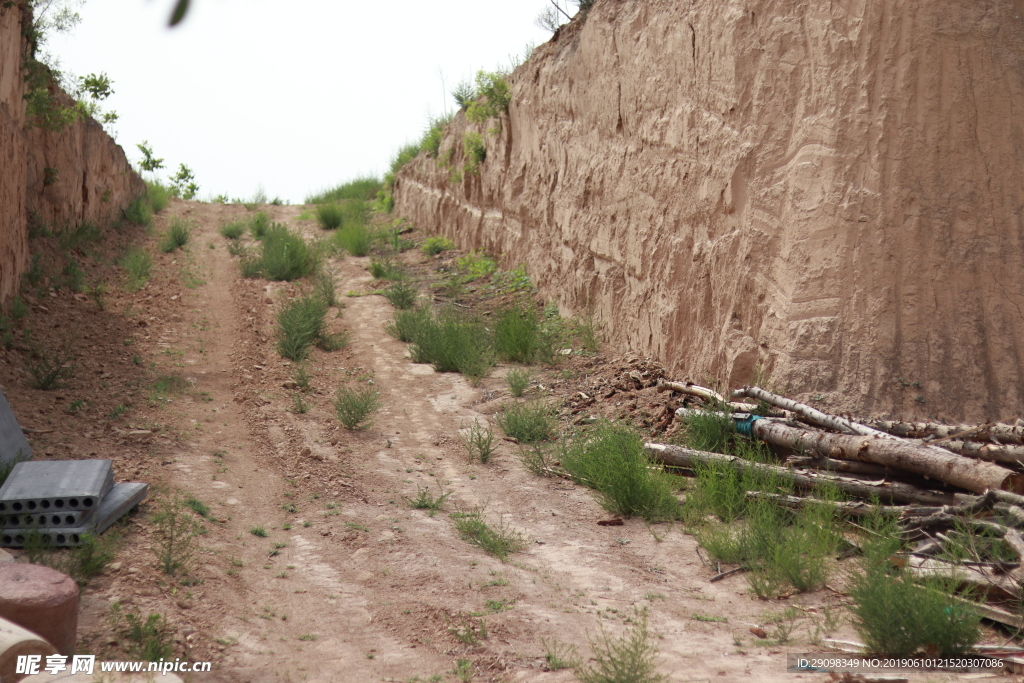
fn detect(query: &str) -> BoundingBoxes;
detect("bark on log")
[733,386,893,438]
[743,491,942,518]
[644,443,957,505]
[748,420,1024,496]
[867,419,1024,445]
[907,556,1019,600]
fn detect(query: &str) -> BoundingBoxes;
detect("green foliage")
[257,224,320,281]
[250,527,268,538]
[405,484,451,515]
[184,496,212,520]
[136,141,164,174]
[146,181,170,213]
[505,367,531,397]
[384,304,432,343]
[452,79,476,110]
[494,304,559,365]
[333,383,383,430]
[276,295,329,361]
[466,71,512,123]
[314,268,338,307]
[159,217,191,253]
[250,212,270,238]
[422,236,455,256]
[333,222,373,257]
[496,400,555,444]
[577,611,667,683]
[123,195,153,228]
[460,418,496,463]
[420,113,453,158]
[151,498,203,576]
[110,605,175,662]
[402,307,493,383]
[119,246,152,291]
[542,638,580,671]
[218,220,246,240]
[369,257,403,280]
[463,132,486,176]
[383,279,418,310]
[848,512,980,654]
[491,264,533,293]
[21,529,119,588]
[169,163,199,200]
[314,203,345,230]
[451,508,527,561]
[305,176,381,204]
[380,142,421,212]
[454,250,497,281]
[560,422,682,522]
[22,332,77,389]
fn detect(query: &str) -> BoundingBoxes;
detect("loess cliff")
[394,0,1024,422]
[0,1,143,304]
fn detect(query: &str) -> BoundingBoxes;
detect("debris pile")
[0,460,147,547]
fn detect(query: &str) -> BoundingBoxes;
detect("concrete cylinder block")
[0,564,78,655]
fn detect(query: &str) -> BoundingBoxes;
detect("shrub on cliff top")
[466,71,511,123]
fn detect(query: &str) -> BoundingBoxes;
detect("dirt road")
[7,200,894,682]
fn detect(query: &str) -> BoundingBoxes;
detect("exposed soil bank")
[395,0,1024,423]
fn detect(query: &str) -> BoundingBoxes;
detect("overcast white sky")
[48,0,554,204]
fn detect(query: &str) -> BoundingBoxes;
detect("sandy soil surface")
[0,200,1002,683]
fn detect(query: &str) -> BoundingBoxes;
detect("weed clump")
[401,307,493,383]
[119,247,152,291]
[22,332,77,390]
[494,304,559,364]
[423,236,455,256]
[123,195,152,228]
[260,224,319,281]
[333,384,383,430]
[314,203,345,230]
[383,279,418,310]
[505,368,531,397]
[578,611,667,683]
[109,605,174,662]
[466,71,512,123]
[405,484,451,515]
[460,418,496,463]
[159,217,191,253]
[560,422,681,522]
[496,400,555,444]
[218,220,246,240]
[151,498,203,576]
[451,508,526,561]
[276,295,336,361]
[848,512,980,654]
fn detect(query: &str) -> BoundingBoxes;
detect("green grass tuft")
[159,217,191,253]
[218,220,246,240]
[505,367,531,397]
[496,400,555,444]
[276,295,329,361]
[559,422,681,522]
[383,279,418,310]
[259,224,319,281]
[577,611,667,683]
[422,236,455,256]
[333,384,383,430]
[460,418,496,463]
[451,508,526,561]
[306,176,381,204]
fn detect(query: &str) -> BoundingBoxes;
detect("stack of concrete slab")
[0,460,147,548]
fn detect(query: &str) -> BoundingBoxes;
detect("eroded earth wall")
[394,0,1024,422]
[0,1,143,304]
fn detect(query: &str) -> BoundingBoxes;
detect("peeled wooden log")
[655,380,763,413]
[935,439,1024,465]
[732,385,892,438]
[867,419,1024,445]
[787,455,893,479]
[744,491,941,518]
[748,419,1024,496]
[645,443,957,505]
[907,556,1019,600]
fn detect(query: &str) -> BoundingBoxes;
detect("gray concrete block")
[3,509,92,529]
[0,460,113,513]
[0,388,31,469]
[0,482,147,548]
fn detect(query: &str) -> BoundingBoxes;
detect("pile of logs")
[646,380,1024,629]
